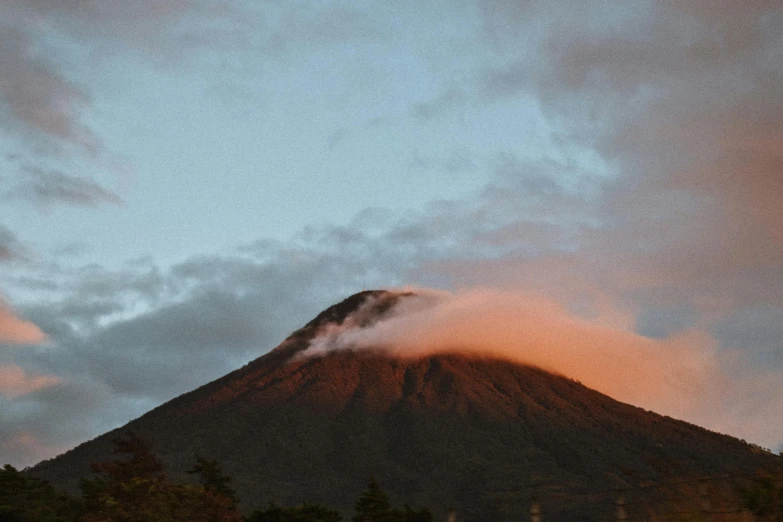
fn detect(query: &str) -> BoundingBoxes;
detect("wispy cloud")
[8,166,121,207]
[0,432,66,469]
[0,226,27,262]
[0,299,46,345]
[0,26,98,153]
[0,1,255,214]
[0,365,59,398]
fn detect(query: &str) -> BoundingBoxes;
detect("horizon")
[1,1,782,468]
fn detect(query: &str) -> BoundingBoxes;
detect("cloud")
[0,432,65,469]
[9,241,408,411]
[0,225,26,262]
[410,88,466,121]
[0,300,46,345]
[261,4,382,57]
[0,26,98,153]
[0,378,123,467]
[423,2,783,342]
[304,289,783,448]
[0,365,59,398]
[0,0,255,149]
[6,166,121,207]
[2,0,251,63]
[78,287,294,400]
[409,148,477,174]
[0,0,254,215]
[482,1,783,264]
[0,239,412,467]
[304,290,717,415]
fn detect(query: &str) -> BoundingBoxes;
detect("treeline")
[0,434,433,522]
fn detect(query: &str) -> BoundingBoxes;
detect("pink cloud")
[0,431,67,469]
[0,364,59,398]
[0,301,46,345]
[0,26,99,152]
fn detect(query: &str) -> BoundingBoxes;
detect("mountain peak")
[272,289,413,358]
[29,291,781,521]
[304,289,409,330]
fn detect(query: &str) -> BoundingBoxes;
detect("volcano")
[30,291,780,521]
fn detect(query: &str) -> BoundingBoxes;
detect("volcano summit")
[30,290,780,521]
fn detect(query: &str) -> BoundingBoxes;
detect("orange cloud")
[0,364,59,398]
[0,301,46,344]
[304,289,783,447]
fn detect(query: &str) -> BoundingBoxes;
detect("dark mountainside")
[30,291,781,521]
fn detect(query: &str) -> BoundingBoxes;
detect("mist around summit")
[302,289,781,446]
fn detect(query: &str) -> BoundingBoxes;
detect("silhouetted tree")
[247,504,287,522]
[90,433,164,483]
[248,503,342,522]
[398,506,432,522]
[80,433,242,522]
[353,479,391,522]
[740,473,783,520]
[0,464,81,522]
[188,456,236,504]
[351,480,431,522]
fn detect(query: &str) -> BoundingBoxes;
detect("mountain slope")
[30,291,780,521]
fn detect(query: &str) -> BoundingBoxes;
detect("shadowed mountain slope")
[30,291,780,521]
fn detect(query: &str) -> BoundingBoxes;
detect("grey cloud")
[94,288,280,354]
[51,242,90,258]
[4,0,253,62]
[71,262,165,303]
[11,241,412,418]
[0,225,26,262]
[5,261,170,338]
[410,88,466,121]
[715,307,783,369]
[0,26,97,153]
[469,1,783,300]
[54,300,125,331]
[0,0,257,148]
[493,154,571,197]
[0,379,130,468]
[410,148,477,174]
[636,304,697,340]
[9,166,121,207]
[262,4,383,58]
[79,289,287,400]
[482,61,532,99]
[14,203,468,397]
[0,0,255,219]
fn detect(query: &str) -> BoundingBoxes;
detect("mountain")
[30,290,780,521]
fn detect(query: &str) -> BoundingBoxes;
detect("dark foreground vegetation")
[0,434,433,522]
[3,435,783,522]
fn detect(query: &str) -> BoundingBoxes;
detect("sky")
[0,0,781,467]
